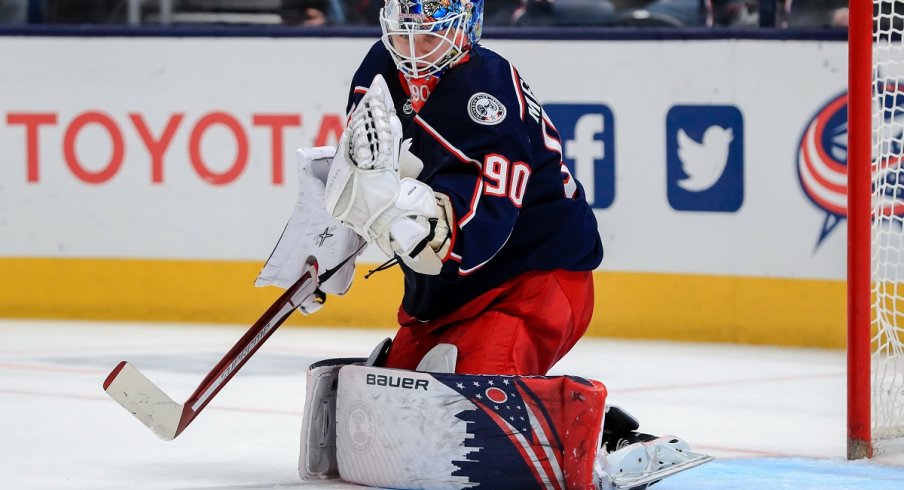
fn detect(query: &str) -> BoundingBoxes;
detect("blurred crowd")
[0,0,851,28]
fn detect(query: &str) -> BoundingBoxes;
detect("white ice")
[2,319,904,489]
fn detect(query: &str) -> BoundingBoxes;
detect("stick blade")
[103,361,184,441]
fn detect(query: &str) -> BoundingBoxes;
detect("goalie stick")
[103,253,352,441]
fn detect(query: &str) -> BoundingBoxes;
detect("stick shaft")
[105,257,321,439]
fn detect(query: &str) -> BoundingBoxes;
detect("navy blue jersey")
[346,41,604,321]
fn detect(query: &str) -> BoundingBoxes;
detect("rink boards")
[0,35,851,347]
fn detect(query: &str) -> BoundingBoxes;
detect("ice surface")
[1,319,903,489]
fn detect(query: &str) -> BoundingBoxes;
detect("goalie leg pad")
[335,365,607,489]
[298,338,392,480]
[298,357,365,480]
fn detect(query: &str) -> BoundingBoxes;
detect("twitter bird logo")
[667,106,744,212]
[677,126,734,192]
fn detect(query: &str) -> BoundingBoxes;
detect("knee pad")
[415,343,457,373]
[335,365,607,489]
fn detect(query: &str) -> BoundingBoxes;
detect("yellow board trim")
[0,258,845,348]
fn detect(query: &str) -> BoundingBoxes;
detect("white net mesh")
[872,0,904,453]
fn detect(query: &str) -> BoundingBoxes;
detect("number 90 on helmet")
[379,0,485,79]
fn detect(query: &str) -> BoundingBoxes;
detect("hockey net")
[850,0,904,459]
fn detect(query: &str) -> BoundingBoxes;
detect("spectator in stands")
[830,6,848,27]
[340,0,381,24]
[783,0,848,27]
[43,0,125,24]
[513,0,616,26]
[705,0,848,28]
[615,0,707,27]
[711,0,758,26]
[0,0,27,24]
[282,0,346,25]
[484,0,521,25]
[337,0,525,26]
[614,0,833,28]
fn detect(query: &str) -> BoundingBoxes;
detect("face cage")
[379,8,470,79]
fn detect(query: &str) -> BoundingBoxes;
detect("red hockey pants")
[384,269,595,375]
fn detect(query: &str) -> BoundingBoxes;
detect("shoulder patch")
[468,92,507,126]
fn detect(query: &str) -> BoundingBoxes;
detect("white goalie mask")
[379,0,484,79]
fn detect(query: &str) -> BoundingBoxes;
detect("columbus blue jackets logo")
[800,87,904,249]
[666,105,744,212]
[874,80,904,220]
[797,93,849,248]
[344,400,375,454]
[468,92,506,125]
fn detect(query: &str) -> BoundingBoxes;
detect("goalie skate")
[597,435,713,490]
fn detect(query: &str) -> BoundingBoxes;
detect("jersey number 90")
[483,153,530,208]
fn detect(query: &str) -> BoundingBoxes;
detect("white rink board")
[0,37,848,279]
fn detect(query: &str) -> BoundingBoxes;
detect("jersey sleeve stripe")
[540,113,563,155]
[457,232,511,276]
[353,86,368,94]
[511,65,526,122]
[441,198,458,262]
[459,178,483,228]
[413,115,482,169]
[413,115,484,228]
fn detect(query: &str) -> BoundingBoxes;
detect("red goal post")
[848,0,873,461]
[848,0,904,460]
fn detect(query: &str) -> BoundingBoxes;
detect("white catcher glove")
[325,74,449,275]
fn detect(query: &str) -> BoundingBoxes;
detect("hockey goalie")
[257,1,712,488]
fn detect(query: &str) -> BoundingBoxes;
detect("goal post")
[848,0,904,460]
[847,0,873,461]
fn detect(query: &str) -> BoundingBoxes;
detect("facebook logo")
[666,105,744,212]
[544,104,615,209]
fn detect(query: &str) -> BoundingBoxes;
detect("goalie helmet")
[379,0,485,79]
